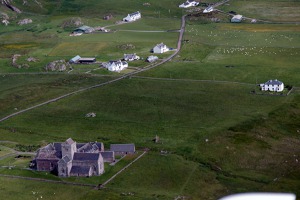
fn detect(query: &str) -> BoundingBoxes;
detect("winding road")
[0,15,187,123]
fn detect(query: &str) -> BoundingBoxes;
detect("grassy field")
[0,74,113,118]
[0,0,300,199]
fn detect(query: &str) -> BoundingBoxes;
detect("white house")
[124,53,140,61]
[153,43,169,54]
[179,0,199,8]
[104,60,128,72]
[123,11,141,22]
[203,6,214,13]
[260,79,284,92]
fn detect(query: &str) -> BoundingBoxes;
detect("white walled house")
[260,79,284,92]
[124,53,140,61]
[104,60,128,72]
[203,6,214,13]
[153,43,169,54]
[179,0,199,8]
[123,11,141,22]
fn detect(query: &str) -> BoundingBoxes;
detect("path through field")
[0,15,187,123]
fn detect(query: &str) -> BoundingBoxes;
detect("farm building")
[179,0,199,8]
[100,151,115,162]
[260,79,284,92]
[203,6,214,13]
[73,25,94,34]
[77,58,96,64]
[231,15,243,23]
[124,53,140,61]
[123,11,141,22]
[104,60,128,72]
[146,55,158,62]
[153,43,169,54]
[69,55,81,63]
[110,144,135,155]
[34,138,105,177]
[69,55,96,64]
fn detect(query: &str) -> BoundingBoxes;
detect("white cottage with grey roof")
[260,79,284,92]
[179,0,199,8]
[153,43,169,54]
[104,60,128,72]
[123,11,141,22]
[124,53,140,61]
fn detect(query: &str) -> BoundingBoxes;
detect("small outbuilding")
[100,151,115,162]
[259,79,284,92]
[124,53,140,61]
[69,55,96,64]
[78,58,96,64]
[146,55,158,63]
[69,55,81,63]
[231,15,243,23]
[73,25,94,34]
[110,144,135,155]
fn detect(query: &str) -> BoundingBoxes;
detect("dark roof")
[58,155,71,164]
[265,79,283,86]
[129,11,140,17]
[124,54,138,60]
[70,166,91,176]
[110,144,135,152]
[109,60,122,65]
[100,151,114,158]
[77,142,101,153]
[53,143,62,152]
[78,58,96,62]
[73,152,100,161]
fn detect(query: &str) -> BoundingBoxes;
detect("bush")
[15,144,40,152]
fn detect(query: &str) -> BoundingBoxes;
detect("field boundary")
[0,174,97,188]
[0,15,187,123]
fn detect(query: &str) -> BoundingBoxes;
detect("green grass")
[0,78,287,146]
[0,145,14,157]
[218,0,300,22]
[1,0,300,199]
[0,74,113,118]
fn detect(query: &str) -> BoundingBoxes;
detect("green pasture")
[218,0,300,22]
[140,22,300,86]
[0,0,300,199]
[0,145,14,157]
[0,74,113,118]
[0,176,128,200]
[0,78,287,146]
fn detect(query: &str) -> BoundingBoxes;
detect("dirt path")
[0,15,187,123]
[101,151,147,187]
[131,76,255,86]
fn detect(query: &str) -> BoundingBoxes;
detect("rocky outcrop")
[45,60,69,71]
[1,11,9,25]
[11,54,30,68]
[18,18,32,25]
[1,0,22,13]
[60,17,83,28]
